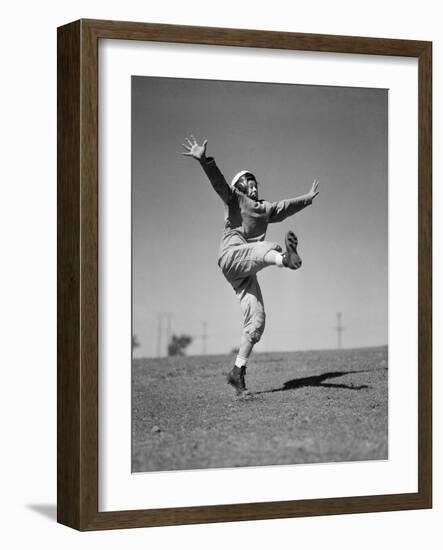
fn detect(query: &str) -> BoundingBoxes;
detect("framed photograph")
[57,19,432,530]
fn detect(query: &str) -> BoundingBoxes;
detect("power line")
[156,313,348,356]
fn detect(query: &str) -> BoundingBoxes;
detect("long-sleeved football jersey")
[200,156,312,258]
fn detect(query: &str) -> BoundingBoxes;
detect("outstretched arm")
[269,179,320,223]
[182,135,232,204]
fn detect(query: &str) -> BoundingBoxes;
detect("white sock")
[235,355,248,368]
[275,253,284,267]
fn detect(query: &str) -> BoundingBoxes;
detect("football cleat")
[282,231,302,270]
[227,365,249,396]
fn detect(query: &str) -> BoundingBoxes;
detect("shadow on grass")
[258,370,369,395]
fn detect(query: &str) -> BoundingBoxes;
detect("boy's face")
[239,174,259,201]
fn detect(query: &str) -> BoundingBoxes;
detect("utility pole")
[165,312,173,355]
[201,321,208,355]
[156,313,163,357]
[335,312,344,349]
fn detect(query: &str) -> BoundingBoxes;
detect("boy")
[182,135,319,396]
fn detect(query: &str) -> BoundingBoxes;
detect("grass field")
[132,346,388,472]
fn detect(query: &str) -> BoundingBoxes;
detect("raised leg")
[219,240,283,284]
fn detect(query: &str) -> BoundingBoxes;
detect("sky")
[132,76,388,357]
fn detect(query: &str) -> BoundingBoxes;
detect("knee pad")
[245,312,266,344]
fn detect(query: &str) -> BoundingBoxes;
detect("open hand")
[181,135,208,161]
[309,179,320,201]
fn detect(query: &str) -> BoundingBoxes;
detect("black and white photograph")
[131,75,388,473]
